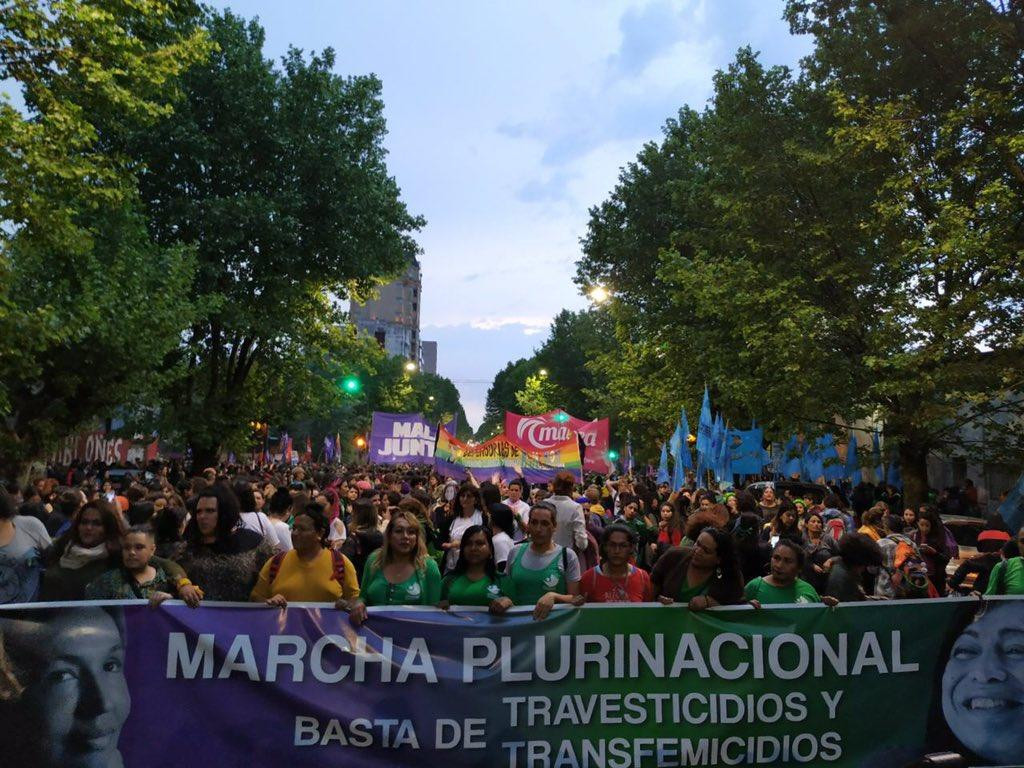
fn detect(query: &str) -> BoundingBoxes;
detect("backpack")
[886,537,938,599]
[268,550,348,585]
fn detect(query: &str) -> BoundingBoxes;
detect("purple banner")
[0,599,1021,766]
[369,412,436,464]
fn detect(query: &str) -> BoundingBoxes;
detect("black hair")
[446,524,497,581]
[0,490,15,520]
[528,502,557,523]
[881,514,903,534]
[700,526,743,587]
[733,490,758,515]
[823,492,846,511]
[294,503,329,546]
[233,481,257,513]
[351,498,378,531]
[154,505,186,546]
[479,481,501,508]
[267,487,292,515]
[772,538,806,569]
[489,503,516,537]
[185,484,241,546]
[127,501,155,527]
[456,483,485,514]
[601,523,637,549]
[507,478,524,491]
[837,532,883,568]
[125,524,155,539]
[15,502,47,524]
[1002,540,1020,559]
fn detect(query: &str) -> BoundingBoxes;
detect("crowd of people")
[1,459,1021,618]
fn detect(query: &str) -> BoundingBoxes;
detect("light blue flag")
[672,450,685,491]
[709,414,724,479]
[679,408,693,470]
[656,443,670,484]
[783,435,802,478]
[845,434,860,485]
[696,387,713,458]
[999,471,1024,531]
[872,430,883,483]
[668,423,683,463]
[721,429,734,488]
[820,434,844,482]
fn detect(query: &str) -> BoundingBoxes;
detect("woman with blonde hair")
[339,509,441,625]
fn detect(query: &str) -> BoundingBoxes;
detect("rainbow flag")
[433,426,468,481]
[522,437,583,484]
[459,434,524,482]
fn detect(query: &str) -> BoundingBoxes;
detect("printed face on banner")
[0,607,130,768]
[942,601,1024,765]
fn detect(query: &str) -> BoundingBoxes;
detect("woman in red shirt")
[580,524,653,603]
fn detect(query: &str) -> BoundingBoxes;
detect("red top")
[657,528,683,547]
[580,564,653,603]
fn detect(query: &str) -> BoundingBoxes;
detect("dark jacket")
[650,546,744,606]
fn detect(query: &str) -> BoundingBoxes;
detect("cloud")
[606,0,689,78]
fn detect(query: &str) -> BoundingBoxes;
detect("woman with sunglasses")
[440,482,486,573]
[339,509,441,626]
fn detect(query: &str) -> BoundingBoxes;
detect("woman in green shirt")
[744,540,839,607]
[439,525,515,610]
[506,503,584,620]
[340,509,441,625]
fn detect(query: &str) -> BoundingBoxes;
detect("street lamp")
[589,285,610,304]
[428,396,435,401]
[539,368,548,377]
[404,361,417,373]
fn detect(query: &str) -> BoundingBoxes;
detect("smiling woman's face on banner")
[942,601,1024,766]
[0,607,131,768]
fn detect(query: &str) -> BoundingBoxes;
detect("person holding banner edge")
[505,502,583,620]
[339,509,441,625]
[745,539,839,607]
[250,503,359,607]
[438,525,515,611]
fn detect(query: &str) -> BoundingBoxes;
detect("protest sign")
[48,429,159,465]
[369,412,436,464]
[1,598,1018,767]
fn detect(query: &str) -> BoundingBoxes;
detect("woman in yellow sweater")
[251,503,359,607]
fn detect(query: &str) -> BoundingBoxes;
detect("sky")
[209,0,813,429]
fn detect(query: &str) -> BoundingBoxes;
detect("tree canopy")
[575,0,1024,503]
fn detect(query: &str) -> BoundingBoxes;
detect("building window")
[374,330,386,348]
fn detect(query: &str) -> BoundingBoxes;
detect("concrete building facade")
[420,340,437,375]
[350,259,422,362]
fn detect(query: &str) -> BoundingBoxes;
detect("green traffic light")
[341,376,362,394]
[553,411,569,423]
[607,450,619,461]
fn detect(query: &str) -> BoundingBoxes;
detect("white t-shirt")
[239,511,281,552]
[446,511,483,571]
[328,517,347,546]
[492,531,513,571]
[270,519,292,552]
[503,498,531,541]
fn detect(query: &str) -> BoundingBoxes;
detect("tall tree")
[578,1,1024,504]
[0,0,212,479]
[122,11,424,467]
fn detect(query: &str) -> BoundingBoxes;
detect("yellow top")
[857,525,881,542]
[250,548,360,603]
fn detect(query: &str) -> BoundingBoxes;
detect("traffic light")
[341,376,362,394]
[553,411,569,424]
[607,449,619,461]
